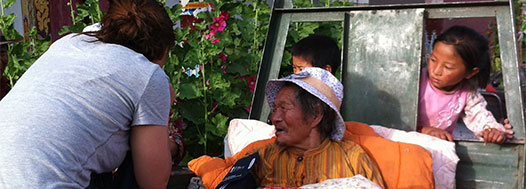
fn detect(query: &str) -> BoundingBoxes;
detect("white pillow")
[225,119,275,157]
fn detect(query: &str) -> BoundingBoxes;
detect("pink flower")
[210,17,226,33]
[220,11,229,21]
[206,80,210,86]
[205,11,229,43]
[244,107,251,113]
[246,76,257,93]
[220,65,226,69]
[205,30,216,40]
[219,53,227,62]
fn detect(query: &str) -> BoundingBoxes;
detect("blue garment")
[0,33,170,188]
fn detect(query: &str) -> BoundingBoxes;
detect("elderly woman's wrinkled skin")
[271,86,322,152]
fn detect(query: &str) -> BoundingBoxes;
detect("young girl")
[418,25,514,144]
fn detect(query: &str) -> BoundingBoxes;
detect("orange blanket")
[188,121,434,189]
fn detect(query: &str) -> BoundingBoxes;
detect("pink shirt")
[417,69,504,136]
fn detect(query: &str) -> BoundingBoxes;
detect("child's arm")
[420,126,453,141]
[462,91,514,143]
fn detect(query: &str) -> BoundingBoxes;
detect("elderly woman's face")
[271,86,315,147]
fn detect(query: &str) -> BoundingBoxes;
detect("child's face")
[427,42,479,91]
[292,56,313,74]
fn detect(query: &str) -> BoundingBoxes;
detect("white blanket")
[370,125,459,189]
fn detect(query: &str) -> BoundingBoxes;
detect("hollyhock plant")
[206,11,229,43]
[166,0,271,159]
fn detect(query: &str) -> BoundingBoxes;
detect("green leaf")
[220,2,242,12]
[225,63,249,75]
[179,82,203,99]
[209,113,229,136]
[3,14,16,26]
[4,0,16,9]
[179,99,206,125]
[214,88,240,107]
[196,11,213,22]
[208,73,230,90]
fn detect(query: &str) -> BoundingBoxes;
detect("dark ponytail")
[88,0,174,62]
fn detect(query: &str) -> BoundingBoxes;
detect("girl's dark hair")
[433,25,491,89]
[285,83,336,140]
[292,34,341,75]
[86,0,175,61]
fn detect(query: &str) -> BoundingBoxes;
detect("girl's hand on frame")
[502,119,514,139]
[421,126,453,141]
[481,128,506,144]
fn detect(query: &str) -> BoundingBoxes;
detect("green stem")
[1,1,4,17]
[200,36,208,154]
[7,74,13,88]
[252,2,259,60]
[97,0,102,22]
[201,64,208,154]
[69,0,76,25]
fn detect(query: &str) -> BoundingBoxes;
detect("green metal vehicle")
[246,0,526,188]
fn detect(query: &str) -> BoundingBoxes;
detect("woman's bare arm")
[130,125,171,188]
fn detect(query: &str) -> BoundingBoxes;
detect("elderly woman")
[250,67,384,187]
[189,67,385,188]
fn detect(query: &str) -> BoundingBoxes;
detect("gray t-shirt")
[0,34,170,188]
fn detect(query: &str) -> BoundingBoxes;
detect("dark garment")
[216,153,259,189]
[0,76,9,101]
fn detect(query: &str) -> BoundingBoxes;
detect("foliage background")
[1,0,525,163]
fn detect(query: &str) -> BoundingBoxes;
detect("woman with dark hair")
[0,0,175,188]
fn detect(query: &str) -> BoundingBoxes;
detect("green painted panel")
[341,9,424,131]
[455,141,522,188]
[290,12,345,22]
[249,0,292,122]
[456,164,517,189]
[495,6,526,139]
[426,6,497,19]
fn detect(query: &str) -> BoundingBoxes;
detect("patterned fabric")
[265,67,345,141]
[250,139,385,188]
[418,69,505,136]
[462,91,505,135]
[168,106,186,165]
[299,175,381,189]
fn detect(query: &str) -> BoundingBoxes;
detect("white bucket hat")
[265,67,345,141]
